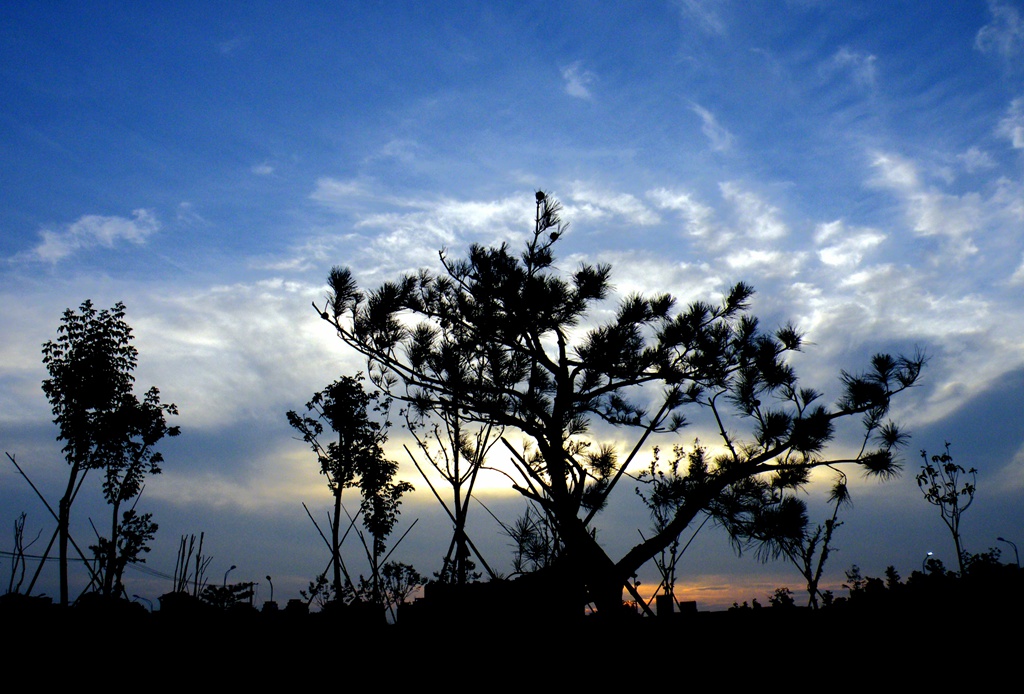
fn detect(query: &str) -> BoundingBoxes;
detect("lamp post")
[997,537,1020,568]
[223,564,237,587]
[921,551,933,574]
[266,575,274,602]
[132,594,153,612]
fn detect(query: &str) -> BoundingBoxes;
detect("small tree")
[635,443,711,609]
[404,407,500,586]
[42,300,178,605]
[288,375,412,604]
[380,561,424,619]
[6,512,41,595]
[917,442,976,575]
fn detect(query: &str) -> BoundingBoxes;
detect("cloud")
[132,278,356,430]
[814,220,886,267]
[648,188,716,237]
[675,0,726,35]
[998,97,1024,149]
[957,146,997,173]
[309,177,376,208]
[1010,255,1024,285]
[719,182,788,241]
[565,183,661,226]
[827,47,878,89]
[724,248,801,276]
[217,35,248,55]
[372,138,422,163]
[251,162,274,175]
[176,202,210,227]
[975,0,1024,59]
[690,103,734,151]
[870,152,983,257]
[23,209,160,263]
[561,61,596,100]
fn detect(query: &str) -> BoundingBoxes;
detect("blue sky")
[2,1,1023,610]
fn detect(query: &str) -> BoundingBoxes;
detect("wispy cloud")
[20,209,160,263]
[827,47,878,89]
[998,96,1024,149]
[870,152,985,258]
[690,103,734,151]
[561,61,596,100]
[648,188,716,238]
[675,0,726,35]
[217,35,248,56]
[814,220,886,267]
[566,183,660,225]
[957,146,997,173]
[719,182,788,241]
[309,177,376,207]
[975,0,1024,59]
[251,162,274,175]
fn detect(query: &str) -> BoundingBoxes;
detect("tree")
[317,191,924,616]
[42,300,179,605]
[287,375,413,604]
[404,407,500,586]
[917,441,976,575]
[635,443,711,610]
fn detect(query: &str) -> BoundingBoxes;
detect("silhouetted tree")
[917,442,976,575]
[739,469,851,609]
[404,406,499,586]
[380,561,424,619]
[90,385,177,597]
[288,375,412,604]
[42,300,179,605]
[635,443,710,610]
[505,503,560,575]
[317,192,924,616]
[171,532,213,597]
[5,511,40,595]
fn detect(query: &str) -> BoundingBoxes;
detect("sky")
[2,1,1023,612]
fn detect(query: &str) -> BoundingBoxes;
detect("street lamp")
[132,594,153,611]
[266,575,274,602]
[223,564,237,587]
[921,551,933,574]
[997,537,1020,568]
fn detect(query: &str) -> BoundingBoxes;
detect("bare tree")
[917,442,976,575]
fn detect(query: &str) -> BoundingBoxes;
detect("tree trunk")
[57,461,81,607]
[332,489,343,598]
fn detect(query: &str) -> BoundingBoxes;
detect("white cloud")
[719,182,788,241]
[251,162,274,175]
[1011,255,1024,285]
[372,138,421,163]
[217,35,248,55]
[350,194,534,274]
[870,152,982,257]
[690,103,734,152]
[309,177,375,207]
[814,220,886,267]
[134,278,354,430]
[675,0,726,35]
[975,0,1024,58]
[176,201,209,227]
[826,47,878,89]
[724,248,795,274]
[566,183,661,226]
[998,97,1024,149]
[24,209,160,263]
[648,188,716,237]
[958,146,997,173]
[561,61,596,100]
